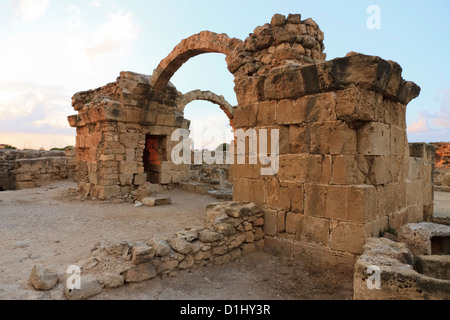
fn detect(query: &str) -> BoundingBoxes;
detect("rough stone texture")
[29,265,59,291]
[64,275,103,300]
[431,142,450,191]
[398,222,450,256]
[66,13,428,276]
[124,263,158,283]
[354,237,450,300]
[45,202,264,299]
[0,149,76,191]
[142,196,172,207]
[415,255,450,280]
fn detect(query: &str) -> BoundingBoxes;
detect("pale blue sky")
[0,0,449,149]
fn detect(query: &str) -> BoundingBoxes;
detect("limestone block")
[264,65,304,100]
[305,184,377,223]
[376,182,406,218]
[263,209,277,236]
[335,87,381,123]
[357,122,391,155]
[142,196,172,207]
[124,263,157,283]
[102,273,124,289]
[29,265,59,291]
[390,125,407,156]
[148,239,171,257]
[119,174,133,186]
[65,275,103,300]
[309,121,357,155]
[331,155,366,185]
[119,161,138,174]
[131,246,155,265]
[330,221,365,254]
[365,156,403,185]
[278,154,331,183]
[171,170,187,184]
[265,179,304,212]
[285,212,303,238]
[276,92,337,125]
[256,100,277,126]
[133,173,148,186]
[289,124,310,154]
[169,238,192,255]
[234,76,265,106]
[300,216,330,247]
[98,186,120,200]
[232,178,265,206]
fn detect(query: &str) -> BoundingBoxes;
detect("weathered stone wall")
[0,149,76,191]
[354,223,450,300]
[409,143,435,220]
[69,72,191,200]
[29,202,264,300]
[431,142,450,190]
[226,14,423,273]
[68,13,426,274]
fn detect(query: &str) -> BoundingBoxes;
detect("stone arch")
[179,90,235,121]
[150,31,243,92]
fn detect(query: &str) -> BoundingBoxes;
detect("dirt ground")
[7,181,449,300]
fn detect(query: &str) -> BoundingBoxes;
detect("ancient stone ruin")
[0,148,76,191]
[431,142,450,191]
[57,13,447,300]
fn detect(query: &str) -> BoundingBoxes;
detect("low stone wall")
[409,143,435,220]
[431,142,450,191]
[29,201,265,300]
[0,149,76,191]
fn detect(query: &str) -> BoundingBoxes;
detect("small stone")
[169,238,192,255]
[198,230,224,243]
[29,265,59,291]
[102,273,124,288]
[64,275,103,300]
[124,263,157,283]
[179,254,194,269]
[13,241,30,249]
[131,245,155,265]
[135,182,160,201]
[175,228,199,242]
[142,197,172,207]
[287,14,302,24]
[271,14,286,27]
[148,239,171,257]
[214,222,236,236]
[134,201,143,207]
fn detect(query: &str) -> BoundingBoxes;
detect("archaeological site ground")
[0,13,449,303]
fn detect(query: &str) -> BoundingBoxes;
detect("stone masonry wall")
[0,149,76,191]
[57,202,264,300]
[430,142,450,189]
[69,72,191,200]
[227,14,423,273]
[68,13,425,273]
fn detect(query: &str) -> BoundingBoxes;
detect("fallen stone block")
[64,275,103,300]
[124,263,157,283]
[142,196,172,207]
[29,265,59,291]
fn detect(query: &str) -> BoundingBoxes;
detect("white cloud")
[0,82,71,129]
[408,113,430,134]
[14,0,50,22]
[432,87,450,129]
[408,87,450,142]
[85,12,141,59]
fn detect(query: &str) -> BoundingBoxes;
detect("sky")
[0,0,449,150]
